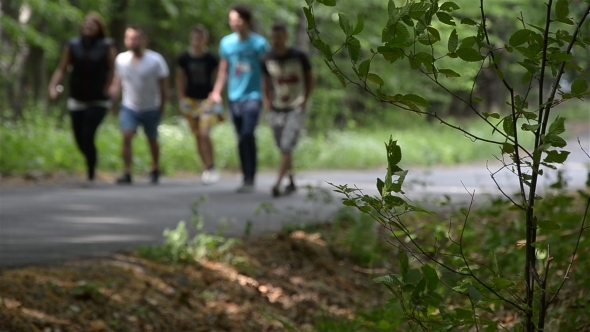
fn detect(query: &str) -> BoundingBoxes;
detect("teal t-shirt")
[219,32,270,102]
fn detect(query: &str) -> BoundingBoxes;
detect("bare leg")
[121,130,135,174]
[147,138,159,171]
[196,127,214,169]
[274,152,293,188]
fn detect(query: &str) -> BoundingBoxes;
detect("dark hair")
[81,12,107,39]
[230,4,252,26]
[189,24,209,37]
[272,23,288,34]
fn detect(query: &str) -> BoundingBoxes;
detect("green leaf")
[547,116,566,135]
[522,123,540,132]
[438,68,461,78]
[386,138,402,166]
[467,284,482,303]
[492,277,515,289]
[403,268,423,285]
[509,29,532,47]
[448,29,458,53]
[456,48,483,62]
[403,94,431,108]
[549,52,574,62]
[367,73,384,86]
[358,59,371,77]
[522,72,533,85]
[555,0,569,20]
[436,12,456,26]
[538,219,562,230]
[454,308,474,320]
[421,264,438,291]
[331,69,346,87]
[571,77,589,95]
[502,142,515,154]
[316,0,336,6]
[503,116,515,137]
[352,14,364,35]
[338,12,352,35]
[544,134,567,148]
[377,178,385,194]
[440,1,460,12]
[543,150,570,163]
[303,7,315,30]
[461,18,477,26]
[472,96,483,103]
[398,250,409,276]
[346,37,361,63]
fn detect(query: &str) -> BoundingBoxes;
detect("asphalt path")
[1,134,588,269]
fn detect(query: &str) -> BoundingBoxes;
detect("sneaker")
[284,183,297,195]
[207,168,220,184]
[116,173,132,184]
[236,183,255,193]
[150,169,160,184]
[201,170,210,184]
[271,185,280,198]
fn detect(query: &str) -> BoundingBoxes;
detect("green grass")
[1,101,587,177]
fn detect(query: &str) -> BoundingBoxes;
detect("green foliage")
[138,196,240,264]
[308,0,590,330]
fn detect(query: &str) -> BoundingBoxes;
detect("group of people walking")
[48,4,313,197]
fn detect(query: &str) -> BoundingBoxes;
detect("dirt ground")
[0,228,391,332]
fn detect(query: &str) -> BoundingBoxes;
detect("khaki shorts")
[267,107,304,153]
[180,98,217,133]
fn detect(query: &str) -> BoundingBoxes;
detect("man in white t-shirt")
[109,26,169,184]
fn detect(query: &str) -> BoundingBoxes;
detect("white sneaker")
[201,170,210,184]
[207,168,220,184]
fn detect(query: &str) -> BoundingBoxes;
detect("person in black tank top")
[48,12,116,184]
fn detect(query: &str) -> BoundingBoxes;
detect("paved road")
[1,134,588,269]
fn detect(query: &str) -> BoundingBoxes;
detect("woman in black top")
[48,12,116,183]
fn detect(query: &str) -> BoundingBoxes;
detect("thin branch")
[538,245,553,330]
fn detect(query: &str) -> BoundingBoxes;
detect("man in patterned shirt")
[261,23,314,197]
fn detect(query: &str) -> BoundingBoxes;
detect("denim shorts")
[119,105,161,139]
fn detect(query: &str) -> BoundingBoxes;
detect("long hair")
[80,12,107,39]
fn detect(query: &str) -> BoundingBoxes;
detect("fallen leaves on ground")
[0,228,391,332]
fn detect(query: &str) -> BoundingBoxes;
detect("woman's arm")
[48,45,71,100]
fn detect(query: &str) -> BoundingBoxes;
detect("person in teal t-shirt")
[209,4,270,193]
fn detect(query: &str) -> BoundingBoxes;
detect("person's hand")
[48,85,62,100]
[208,91,222,104]
[108,86,119,102]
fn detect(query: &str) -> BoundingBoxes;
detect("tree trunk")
[109,0,129,52]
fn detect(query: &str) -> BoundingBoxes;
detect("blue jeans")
[229,99,262,183]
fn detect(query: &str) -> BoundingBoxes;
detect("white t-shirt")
[115,49,169,111]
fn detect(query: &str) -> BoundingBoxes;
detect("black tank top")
[68,36,113,101]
